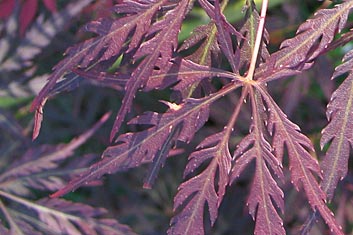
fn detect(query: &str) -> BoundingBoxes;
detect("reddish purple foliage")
[0,0,57,36]
[23,0,353,234]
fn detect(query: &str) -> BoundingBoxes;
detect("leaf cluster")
[3,0,353,234]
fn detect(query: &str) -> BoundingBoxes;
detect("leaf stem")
[246,0,268,80]
[224,86,249,140]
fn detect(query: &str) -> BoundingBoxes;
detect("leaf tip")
[49,191,63,199]
[32,109,43,141]
[143,182,152,189]
[50,185,75,198]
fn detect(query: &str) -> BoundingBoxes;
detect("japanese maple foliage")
[28,0,353,234]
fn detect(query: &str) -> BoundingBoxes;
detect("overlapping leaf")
[36,198,134,235]
[30,0,169,137]
[0,113,110,196]
[177,22,225,98]
[320,49,353,201]
[145,58,237,92]
[256,0,353,82]
[239,0,269,72]
[178,23,221,66]
[212,0,241,73]
[230,88,285,235]
[0,191,136,235]
[52,82,242,198]
[51,97,210,197]
[73,66,129,91]
[110,0,191,140]
[33,0,165,103]
[168,131,232,235]
[259,86,343,235]
[23,0,353,234]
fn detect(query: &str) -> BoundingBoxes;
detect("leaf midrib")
[323,74,353,195]
[59,83,241,195]
[275,1,353,68]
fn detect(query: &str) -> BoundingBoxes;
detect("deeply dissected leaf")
[177,21,225,99]
[73,65,129,91]
[230,87,285,235]
[239,0,269,72]
[256,0,353,82]
[51,97,209,197]
[178,23,221,66]
[145,58,236,92]
[30,0,169,136]
[51,83,240,198]
[0,192,136,235]
[110,0,191,140]
[36,198,134,235]
[0,0,97,140]
[212,0,241,73]
[24,0,353,234]
[168,131,232,235]
[320,49,353,201]
[177,0,241,98]
[0,113,110,196]
[258,86,343,235]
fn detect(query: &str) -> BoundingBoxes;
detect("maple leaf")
[26,0,353,234]
[145,58,236,92]
[19,0,39,37]
[51,96,210,197]
[0,192,136,235]
[230,87,285,235]
[0,111,134,234]
[51,82,242,198]
[176,0,242,99]
[168,131,232,235]
[258,86,343,235]
[73,67,128,91]
[239,0,270,72]
[110,0,191,140]
[0,113,110,196]
[178,23,222,66]
[211,0,242,73]
[256,0,353,82]
[30,0,169,137]
[177,22,226,99]
[168,82,247,235]
[320,48,353,201]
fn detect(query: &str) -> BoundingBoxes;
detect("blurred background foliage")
[1,0,353,234]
